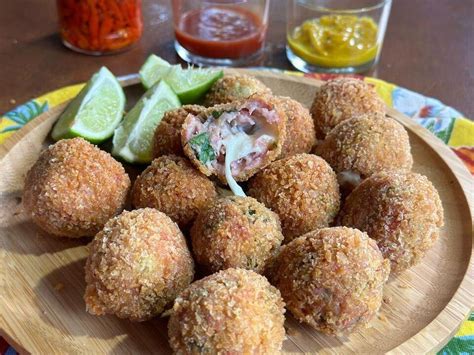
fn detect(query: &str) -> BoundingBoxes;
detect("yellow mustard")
[288,15,379,68]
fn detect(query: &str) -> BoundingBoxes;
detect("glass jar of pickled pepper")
[57,0,143,55]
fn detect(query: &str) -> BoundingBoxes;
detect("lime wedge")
[166,65,224,104]
[112,80,181,164]
[139,55,174,89]
[51,67,125,143]
[139,54,223,104]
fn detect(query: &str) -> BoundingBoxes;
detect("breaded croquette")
[203,74,271,106]
[153,105,204,158]
[191,196,283,273]
[268,227,390,335]
[248,153,340,242]
[168,268,285,353]
[339,171,444,274]
[310,77,386,139]
[23,137,130,238]
[132,155,217,229]
[84,208,194,321]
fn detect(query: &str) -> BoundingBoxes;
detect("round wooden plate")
[0,70,472,354]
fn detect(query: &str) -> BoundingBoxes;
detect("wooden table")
[0,0,473,117]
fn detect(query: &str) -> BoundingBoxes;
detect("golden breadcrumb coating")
[84,208,194,321]
[191,196,283,273]
[153,105,204,158]
[182,94,287,183]
[275,96,316,158]
[247,154,340,242]
[203,74,272,106]
[23,137,130,238]
[132,155,217,229]
[310,77,386,139]
[338,171,444,274]
[268,227,390,335]
[168,268,285,354]
[315,115,413,179]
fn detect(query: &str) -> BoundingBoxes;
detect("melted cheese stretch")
[224,132,253,197]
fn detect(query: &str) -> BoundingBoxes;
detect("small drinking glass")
[171,0,270,66]
[287,0,392,73]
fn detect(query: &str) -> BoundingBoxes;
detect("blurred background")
[0,0,472,117]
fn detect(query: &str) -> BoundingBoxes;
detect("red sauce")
[175,6,266,59]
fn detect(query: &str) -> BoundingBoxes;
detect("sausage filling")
[184,100,280,196]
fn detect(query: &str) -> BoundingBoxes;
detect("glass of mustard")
[287,0,392,73]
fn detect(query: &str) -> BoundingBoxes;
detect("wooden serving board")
[0,70,472,354]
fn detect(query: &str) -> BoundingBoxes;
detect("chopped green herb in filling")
[211,109,235,119]
[189,132,216,164]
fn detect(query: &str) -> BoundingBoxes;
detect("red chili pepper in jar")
[57,0,143,55]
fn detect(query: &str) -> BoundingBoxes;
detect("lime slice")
[51,67,125,143]
[112,80,181,164]
[166,65,224,104]
[139,55,174,89]
[139,54,223,104]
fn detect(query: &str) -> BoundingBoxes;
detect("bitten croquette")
[203,74,272,106]
[84,208,194,321]
[23,137,130,238]
[152,105,204,158]
[310,77,386,139]
[275,96,316,158]
[247,154,340,242]
[182,94,287,185]
[191,196,283,274]
[132,155,217,229]
[268,227,390,335]
[168,268,285,354]
[339,171,444,274]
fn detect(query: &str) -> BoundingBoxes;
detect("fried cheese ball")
[310,77,386,139]
[168,268,285,354]
[247,154,340,242]
[339,172,444,274]
[132,155,217,229]
[268,227,390,335]
[182,94,286,186]
[203,74,272,106]
[153,105,204,158]
[191,196,283,273]
[84,208,194,321]
[275,96,316,158]
[23,137,130,238]
[315,115,413,192]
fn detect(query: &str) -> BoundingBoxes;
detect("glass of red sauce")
[171,0,269,66]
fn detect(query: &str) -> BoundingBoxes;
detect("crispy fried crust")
[152,105,204,158]
[168,268,285,354]
[310,78,386,139]
[191,196,283,274]
[84,208,194,321]
[23,137,130,238]
[315,115,413,178]
[268,227,390,335]
[338,172,444,274]
[275,96,316,158]
[203,74,272,106]
[247,154,340,242]
[132,155,217,229]
[181,94,287,183]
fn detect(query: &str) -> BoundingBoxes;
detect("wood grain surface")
[0,0,472,118]
[0,70,472,354]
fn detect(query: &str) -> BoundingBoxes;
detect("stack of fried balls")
[23,75,444,353]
